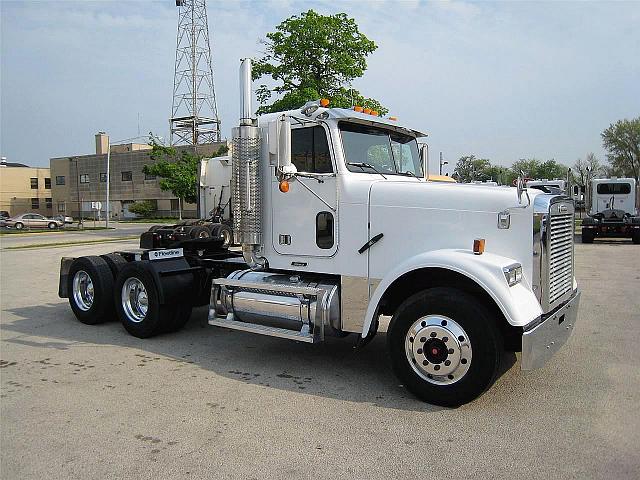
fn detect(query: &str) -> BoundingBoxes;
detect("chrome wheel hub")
[122,277,149,323]
[405,315,472,385]
[72,270,94,311]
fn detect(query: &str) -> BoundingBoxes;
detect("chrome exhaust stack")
[232,58,266,269]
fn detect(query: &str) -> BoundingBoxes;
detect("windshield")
[340,122,423,177]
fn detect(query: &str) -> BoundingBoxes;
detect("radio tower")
[170,0,221,145]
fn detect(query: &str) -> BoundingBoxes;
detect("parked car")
[4,213,64,230]
[0,211,9,219]
[54,214,74,225]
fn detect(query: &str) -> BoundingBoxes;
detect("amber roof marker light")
[473,238,486,255]
[320,98,330,107]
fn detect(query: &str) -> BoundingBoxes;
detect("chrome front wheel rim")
[405,315,473,385]
[72,270,94,311]
[121,277,149,323]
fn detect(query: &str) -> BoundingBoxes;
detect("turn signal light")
[279,180,290,193]
[389,116,398,121]
[320,98,330,107]
[371,110,379,116]
[354,106,363,112]
[363,108,372,114]
[473,238,485,255]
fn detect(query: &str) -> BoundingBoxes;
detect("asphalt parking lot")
[1,237,639,479]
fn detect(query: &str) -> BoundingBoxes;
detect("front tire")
[48,222,58,229]
[387,288,503,407]
[14,222,24,230]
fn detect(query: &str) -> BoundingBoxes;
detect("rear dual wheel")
[68,256,115,324]
[114,262,191,338]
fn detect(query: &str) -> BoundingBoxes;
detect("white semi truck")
[581,177,640,243]
[58,59,581,406]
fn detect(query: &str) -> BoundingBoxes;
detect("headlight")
[503,263,523,287]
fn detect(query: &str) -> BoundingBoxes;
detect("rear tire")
[632,230,640,245]
[48,222,58,229]
[101,253,128,278]
[189,225,211,239]
[67,256,115,325]
[387,287,503,407]
[210,224,232,247]
[581,228,594,243]
[114,262,174,338]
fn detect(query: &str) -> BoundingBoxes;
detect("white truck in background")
[58,59,581,406]
[582,177,640,244]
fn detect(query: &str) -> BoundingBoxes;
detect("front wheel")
[14,222,24,230]
[387,288,503,407]
[48,222,58,229]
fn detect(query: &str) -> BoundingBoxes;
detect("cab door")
[271,125,338,257]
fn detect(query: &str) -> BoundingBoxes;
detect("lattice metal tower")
[170,0,221,145]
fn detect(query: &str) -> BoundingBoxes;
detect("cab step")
[208,315,317,343]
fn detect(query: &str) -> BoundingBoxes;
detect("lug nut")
[434,365,440,371]
[417,348,423,354]
[458,335,465,342]
[422,360,428,366]
[444,360,451,366]
[420,337,426,343]
[409,337,414,343]
[461,358,467,364]
[442,336,448,342]
[430,332,437,338]
[448,348,454,354]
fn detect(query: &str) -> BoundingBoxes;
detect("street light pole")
[106,136,111,228]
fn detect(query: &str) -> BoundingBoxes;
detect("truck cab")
[582,178,640,243]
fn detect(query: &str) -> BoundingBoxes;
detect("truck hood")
[366,180,538,285]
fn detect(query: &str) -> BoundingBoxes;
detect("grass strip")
[4,236,139,250]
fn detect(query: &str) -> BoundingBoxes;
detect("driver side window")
[291,126,333,174]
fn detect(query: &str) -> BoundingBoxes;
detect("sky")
[1,0,639,174]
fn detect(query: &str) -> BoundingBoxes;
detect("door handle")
[358,233,384,254]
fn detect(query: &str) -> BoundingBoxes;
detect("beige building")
[0,159,53,216]
[50,134,226,219]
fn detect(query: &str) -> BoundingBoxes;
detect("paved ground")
[1,237,639,479]
[0,222,157,249]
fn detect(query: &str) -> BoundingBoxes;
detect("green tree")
[128,200,156,218]
[452,155,492,182]
[253,10,387,115]
[511,158,568,180]
[601,117,640,182]
[143,141,228,218]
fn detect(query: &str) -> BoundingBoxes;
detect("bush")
[128,200,156,218]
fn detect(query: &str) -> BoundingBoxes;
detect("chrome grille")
[547,210,574,306]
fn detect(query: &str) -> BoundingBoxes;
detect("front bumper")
[521,289,581,370]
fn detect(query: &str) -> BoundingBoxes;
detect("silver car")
[5,213,64,230]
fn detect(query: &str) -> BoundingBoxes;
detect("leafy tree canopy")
[143,141,228,205]
[452,155,492,182]
[511,158,568,181]
[601,117,640,182]
[253,10,387,115]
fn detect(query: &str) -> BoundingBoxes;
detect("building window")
[121,171,133,182]
[56,175,65,185]
[80,174,89,184]
[45,198,53,209]
[31,198,40,209]
[144,173,156,180]
[31,178,38,189]
[170,199,179,211]
[100,173,107,182]
[58,202,65,213]
[45,178,51,189]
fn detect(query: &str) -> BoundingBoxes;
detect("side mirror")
[516,170,527,204]
[420,144,429,180]
[268,115,296,179]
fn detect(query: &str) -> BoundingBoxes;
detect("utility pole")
[170,0,221,146]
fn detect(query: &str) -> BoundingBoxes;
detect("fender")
[361,249,543,338]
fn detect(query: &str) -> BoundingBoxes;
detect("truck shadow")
[3,302,516,412]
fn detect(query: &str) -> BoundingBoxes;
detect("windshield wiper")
[398,170,421,180]
[348,162,387,179]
